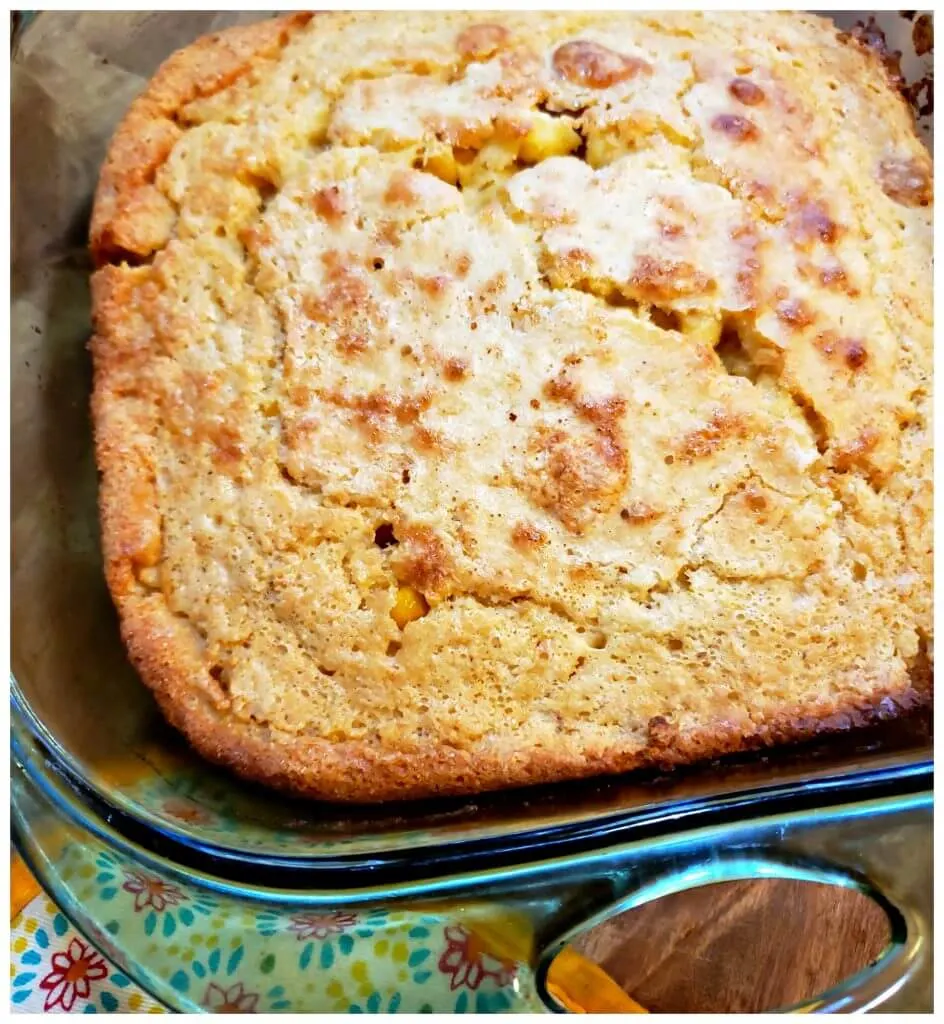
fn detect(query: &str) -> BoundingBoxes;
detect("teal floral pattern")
[288,910,358,941]
[167,944,291,1012]
[122,871,184,913]
[292,911,359,972]
[11,895,157,1013]
[202,981,260,1012]
[38,841,542,1012]
[91,851,217,939]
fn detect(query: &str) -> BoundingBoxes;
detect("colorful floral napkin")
[11,855,164,1014]
[10,851,645,1014]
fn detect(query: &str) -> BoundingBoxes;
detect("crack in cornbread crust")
[91,12,931,802]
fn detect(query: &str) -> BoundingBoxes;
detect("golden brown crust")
[122,591,930,803]
[90,13,312,265]
[91,12,932,803]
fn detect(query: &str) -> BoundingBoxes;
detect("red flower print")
[203,981,259,1013]
[289,910,358,941]
[39,937,109,1011]
[438,924,515,992]
[122,870,186,913]
[162,797,213,825]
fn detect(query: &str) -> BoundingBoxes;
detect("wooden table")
[573,879,890,1013]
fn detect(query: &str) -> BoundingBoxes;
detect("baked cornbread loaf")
[90,12,932,802]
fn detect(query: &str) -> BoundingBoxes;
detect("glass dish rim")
[13,676,932,888]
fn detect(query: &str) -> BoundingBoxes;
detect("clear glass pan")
[10,11,933,1012]
[11,7,933,870]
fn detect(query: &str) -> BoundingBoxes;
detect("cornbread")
[90,12,932,802]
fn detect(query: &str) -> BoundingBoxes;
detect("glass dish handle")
[534,792,931,1013]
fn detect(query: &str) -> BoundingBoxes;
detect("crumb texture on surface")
[90,12,932,801]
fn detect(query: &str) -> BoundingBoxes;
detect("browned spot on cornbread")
[788,197,841,246]
[842,340,869,370]
[552,40,652,88]
[312,185,345,223]
[818,261,856,294]
[878,155,932,207]
[474,271,509,310]
[728,77,765,106]
[443,357,469,381]
[412,424,448,454]
[512,521,547,547]
[383,172,419,206]
[775,296,816,329]
[620,501,661,524]
[305,262,370,319]
[544,368,579,403]
[815,331,869,371]
[525,424,630,533]
[418,274,452,298]
[551,247,593,281]
[209,422,246,470]
[711,113,760,141]
[392,524,451,594]
[630,255,714,302]
[578,395,628,437]
[732,224,762,307]
[833,426,881,471]
[678,408,748,462]
[302,261,377,355]
[456,23,510,61]
[743,487,769,513]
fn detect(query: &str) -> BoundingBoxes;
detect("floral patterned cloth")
[9,879,526,1014]
[11,889,166,1013]
[10,851,646,1013]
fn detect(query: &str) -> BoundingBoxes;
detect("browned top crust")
[91,12,931,802]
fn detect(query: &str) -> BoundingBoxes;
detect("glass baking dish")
[11,10,933,1013]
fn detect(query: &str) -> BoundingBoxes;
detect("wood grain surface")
[572,879,890,1013]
